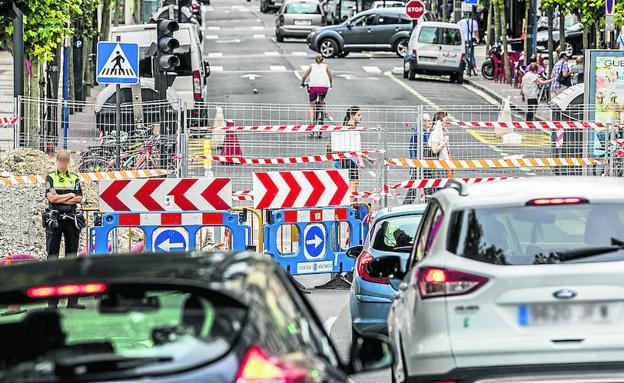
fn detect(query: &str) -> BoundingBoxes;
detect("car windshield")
[418,26,461,45]
[0,286,246,381]
[372,214,422,253]
[285,2,321,14]
[449,203,624,265]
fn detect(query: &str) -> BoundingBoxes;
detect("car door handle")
[367,28,372,32]
[395,27,400,32]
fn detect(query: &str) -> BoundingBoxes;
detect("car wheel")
[276,30,284,42]
[394,38,409,58]
[319,38,338,58]
[456,72,464,84]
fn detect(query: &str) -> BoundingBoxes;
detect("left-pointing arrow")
[133,179,165,211]
[157,238,186,252]
[100,180,131,211]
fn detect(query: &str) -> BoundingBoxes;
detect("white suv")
[403,21,465,83]
[381,177,624,383]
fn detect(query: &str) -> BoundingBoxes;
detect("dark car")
[261,0,284,12]
[307,7,415,58]
[0,253,392,382]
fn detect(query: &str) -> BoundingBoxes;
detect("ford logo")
[553,289,577,299]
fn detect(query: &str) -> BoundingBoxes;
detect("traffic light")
[157,19,180,71]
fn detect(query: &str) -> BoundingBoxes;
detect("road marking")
[208,52,223,58]
[300,65,309,71]
[216,39,241,44]
[293,51,308,56]
[204,34,218,40]
[205,5,213,11]
[264,51,280,56]
[253,34,266,39]
[294,71,303,80]
[384,71,437,107]
[461,84,499,105]
[362,66,381,74]
[323,316,338,333]
[205,26,220,31]
[392,66,403,73]
[270,65,287,72]
[211,65,223,72]
[251,26,265,30]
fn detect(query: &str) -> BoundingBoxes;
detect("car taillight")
[460,53,465,63]
[192,70,201,100]
[526,197,588,206]
[236,345,309,383]
[356,251,389,285]
[27,283,107,298]
[415,267,487,299]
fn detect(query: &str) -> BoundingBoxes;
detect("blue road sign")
[304,224,326,260]
[97,41,139,84]
[464,0,478,4]
[153,228,188,253]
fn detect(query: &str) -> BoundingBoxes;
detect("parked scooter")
[481,43,502,80]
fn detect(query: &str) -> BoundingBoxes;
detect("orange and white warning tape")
[192,124,371,132]
[453,121,606,130]
[190,151,376,165]
[0,169,170,185]
[1,116,16,128]
[386,157,599,169]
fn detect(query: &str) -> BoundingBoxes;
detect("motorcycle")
[481,43,502,80]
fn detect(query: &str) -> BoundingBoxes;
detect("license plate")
[518,303,611,327]
[419,56,436,62]
[294,19,311,25]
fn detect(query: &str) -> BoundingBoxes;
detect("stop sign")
[405,0,425,20]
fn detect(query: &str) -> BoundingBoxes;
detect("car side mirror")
[349,333,394,374]
[368,255,404,280]
[346,245,363,258]
[203,60,211,78]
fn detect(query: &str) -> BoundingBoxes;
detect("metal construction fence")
[9,98,624,207]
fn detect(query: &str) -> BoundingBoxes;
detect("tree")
[494,0,511,83]
[568,0,604,52]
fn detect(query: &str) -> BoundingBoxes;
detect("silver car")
[276,0,326,42]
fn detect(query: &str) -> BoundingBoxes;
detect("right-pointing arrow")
[327,169,350,206]
[281,172,301,208]
[303,171,325,208]
[255,172,279,209]
[305,234,322,248]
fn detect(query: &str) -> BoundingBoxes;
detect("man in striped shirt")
[550,52,571,95]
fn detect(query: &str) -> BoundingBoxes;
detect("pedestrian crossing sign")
[97,41,139,84]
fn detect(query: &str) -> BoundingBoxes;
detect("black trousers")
[526,98,538,121]
[46,217,81,307]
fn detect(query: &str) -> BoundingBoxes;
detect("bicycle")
[464,39,478,77]
[302,84,332,139]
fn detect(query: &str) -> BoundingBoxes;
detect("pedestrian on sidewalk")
[521,63,555,121]
[330,106,365,193]
[404,114,433,205]
[571,55,584,85]
[429,116,452,180]
[550,52,571,96]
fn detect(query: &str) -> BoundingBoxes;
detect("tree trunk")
[523,0,529,62]
[101,0,112,41]
[486,1,493,51]
[582,25,589,55]
[25,59,41,147]
[493,1,500,44]
[134,0,141,23]
[547,7,554,74]
[442,0,447,21]
[595,24,601,49]
[114,0,121,27]
[432,0,438,21]
[558,9,565,56]
[499,0,511,84]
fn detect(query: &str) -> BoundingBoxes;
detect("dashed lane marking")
[253,34,266,39]
[269,65,287,72]
[205,26,220,31]
[208,52,223,58]
[264,51,280,56]
[362,66,381,73]
[293,51,308,56]
[204,35,218,40]
[216,39,241,44]
[251,26,265,30]
[210,66,223,72]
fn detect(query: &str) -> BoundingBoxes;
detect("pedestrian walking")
[404,113,433,204]
[521,63,555,121]
[335,106,366,193]
[571,55,584,85]
[550,51,571,96]
[44,150,86,309]
[429,116,453,179]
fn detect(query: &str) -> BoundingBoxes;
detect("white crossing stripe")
[293,51,308,56]
[264,51,280,56]
[208,52,223,58]
[392,66,403,72]
[253,34,266,39]
[270,65,287,72]
[211,66,223,72]
[216,39,241,43]
[205,5,213,11]
[251,26,265,30]
[205,35,219,40]
[362,66,381,74]
[206,26,220,31]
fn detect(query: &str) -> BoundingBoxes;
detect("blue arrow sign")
[464,0,478,5]
[153,229,188,252]
[97,41,139,84]
[304,225,326,260]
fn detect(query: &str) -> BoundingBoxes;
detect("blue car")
[347,204,425,337]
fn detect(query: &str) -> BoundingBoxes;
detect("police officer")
[45,150,84,309]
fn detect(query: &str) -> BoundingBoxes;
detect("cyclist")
[301,54,333,125]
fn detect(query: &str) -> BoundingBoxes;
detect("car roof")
[0,252,266,304]
[434,177,624,211]
[417,21,461,29]
[374,204,427,221]
[358,6,407,15]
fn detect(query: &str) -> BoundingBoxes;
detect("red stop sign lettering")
[405,0,425,20]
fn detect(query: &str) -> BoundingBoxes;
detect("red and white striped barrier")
[192,124,370,132]
[388,176,519,190]
[282,207,349,223]
[0,116,16,128]
[453,121,606,130]
[192,151,376,165]
[233,190,253,201]
[116,212,226,226]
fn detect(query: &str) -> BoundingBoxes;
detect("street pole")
[62,37,69,149]
[115,35,121,170]
[13,1,24,142]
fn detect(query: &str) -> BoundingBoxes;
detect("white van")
[109,23,209,110]
[403,21,465,83]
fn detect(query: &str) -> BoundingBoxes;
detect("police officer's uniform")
[45,170,83,258]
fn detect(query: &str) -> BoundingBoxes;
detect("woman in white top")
[429,117,450,160]
[301,54,333,125]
